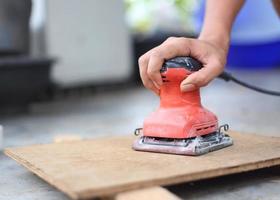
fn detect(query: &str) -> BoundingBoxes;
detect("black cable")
[218,71,280,96]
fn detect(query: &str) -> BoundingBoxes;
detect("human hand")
[138,37,228,95]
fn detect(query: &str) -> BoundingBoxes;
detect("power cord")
[218,71,280,96]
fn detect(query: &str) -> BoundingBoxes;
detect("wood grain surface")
[5,131,280,199]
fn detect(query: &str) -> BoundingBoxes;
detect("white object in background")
[46,0,132,87]
[0,125,3,151]
[30,0,47,57]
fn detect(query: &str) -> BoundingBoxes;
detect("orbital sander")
[133,57,233,156]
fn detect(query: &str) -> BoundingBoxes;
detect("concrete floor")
[0,69,280,200]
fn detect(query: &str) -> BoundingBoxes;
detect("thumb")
[180,67,219,92]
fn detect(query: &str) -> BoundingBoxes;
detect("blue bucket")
[227,40,280,69]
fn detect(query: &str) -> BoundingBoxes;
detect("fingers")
[138,37,227,94]
[180,59,224,92]
[146,51,164,89]
[139,37,191,94]
[138,51,160,95]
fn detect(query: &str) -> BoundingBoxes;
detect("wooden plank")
[100,186,181,200]
[5,131,280,200]
[114,186,181,200]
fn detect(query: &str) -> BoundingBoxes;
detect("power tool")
[133,57,233,156]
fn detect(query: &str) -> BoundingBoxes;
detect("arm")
[138,0,245,94]
[199,0,245,52]
[272,0,280,17]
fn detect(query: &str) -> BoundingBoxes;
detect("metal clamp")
[134,128,143,136]
[218,124,229,133]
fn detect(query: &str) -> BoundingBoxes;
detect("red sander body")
[133,57,233,156]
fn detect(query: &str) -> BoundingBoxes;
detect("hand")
[138,37,228,95]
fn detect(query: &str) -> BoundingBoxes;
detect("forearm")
[272,0,280,17]
[199,0,245,52]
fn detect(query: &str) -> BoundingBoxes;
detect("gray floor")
[1,69,280,200]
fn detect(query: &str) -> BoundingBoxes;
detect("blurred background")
[0,0,280,146]
[0,0,280,199]
[0,0,200,144]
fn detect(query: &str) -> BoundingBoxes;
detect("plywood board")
[115,186,181,200]
[5,132,280,200]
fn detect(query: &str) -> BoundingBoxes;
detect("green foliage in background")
[125,0,196,33]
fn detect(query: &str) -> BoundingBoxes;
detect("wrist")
[198,31,230,53]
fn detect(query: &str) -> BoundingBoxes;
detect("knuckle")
[147,68,158,77]
[165,36,177,42]
[138,55,147,66]
[141,77,152,88]
[177,37,187,42]
[165,42,177,50]
[183,38,192,46]
[143,82,153,90]
[175,37,189,44]
[150,50,162,59]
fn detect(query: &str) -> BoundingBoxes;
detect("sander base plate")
[132,132,233,156]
